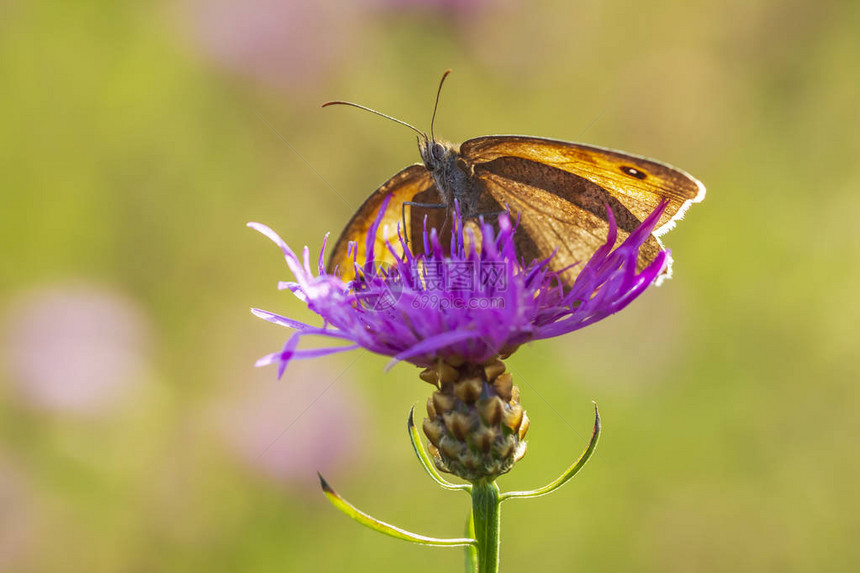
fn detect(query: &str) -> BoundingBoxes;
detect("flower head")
[249,198,669,377]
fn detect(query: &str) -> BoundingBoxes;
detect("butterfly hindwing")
[474,168,663,284]
[327,165,436,279]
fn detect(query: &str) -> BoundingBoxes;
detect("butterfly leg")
[402,201,447,248]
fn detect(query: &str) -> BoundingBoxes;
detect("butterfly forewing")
[461,136,705,236]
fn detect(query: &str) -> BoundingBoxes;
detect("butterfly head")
[418,137,453,172]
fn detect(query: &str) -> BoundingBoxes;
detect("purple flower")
[249,199,668,376]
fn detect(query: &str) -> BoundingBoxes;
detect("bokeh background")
[2,1,858,571]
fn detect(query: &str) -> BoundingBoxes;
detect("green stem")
[470,480,501,573]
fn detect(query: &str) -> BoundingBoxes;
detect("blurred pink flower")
[185,0,363,92]
[0,456,37,570]
[371,0,489,13]
[217,359,366,491]
[1,284,152,416]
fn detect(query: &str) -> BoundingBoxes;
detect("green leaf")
[407,407,471,494]
[500,403,601,501]
[318,473,477,548]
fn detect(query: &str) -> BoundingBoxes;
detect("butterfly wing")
[461,135,705,285]
[327,164,440,280]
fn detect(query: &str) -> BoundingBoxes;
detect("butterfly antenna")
[430,69,451,142]
[322,101,426,140]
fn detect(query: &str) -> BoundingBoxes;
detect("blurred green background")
[2,1,858,571]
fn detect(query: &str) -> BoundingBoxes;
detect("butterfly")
[324,71,705,287]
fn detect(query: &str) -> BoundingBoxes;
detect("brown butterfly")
[324,71,705,287]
